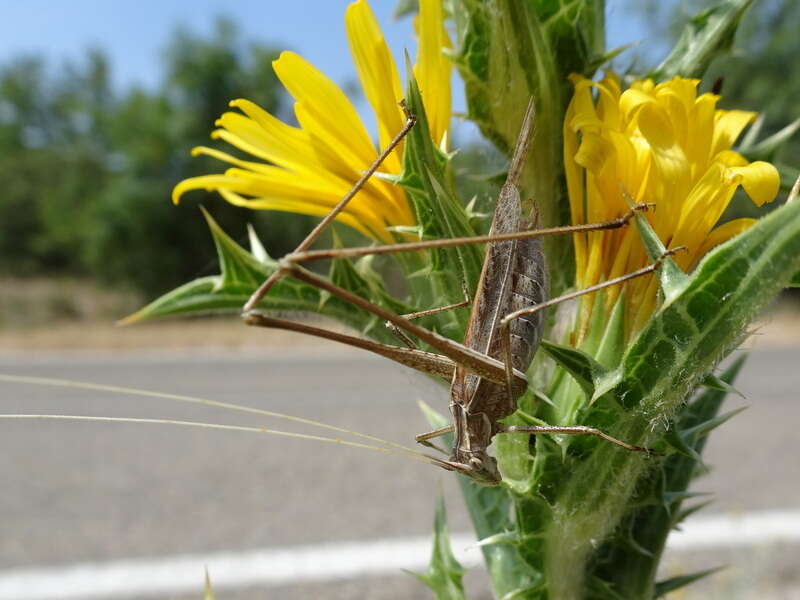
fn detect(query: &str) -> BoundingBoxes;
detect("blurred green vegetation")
[0,3,797,302]
[0,18,312,297]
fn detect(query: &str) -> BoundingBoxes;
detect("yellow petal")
[563,91,587,273]
[574,131,613,173]
[345,0,404,170]
[672,163,737,251]
[681,93,718,175]
[714,149,749,167]
[595,75,622,129]
[711,110,756,157]
[637,102,691,213]
[619,88,656,125]
[414,0,451,147]
[217,189,383,241]
[190,146,278,175]
[567,76,604,133]
[226,99,324,174]
[729,161,781,206]
[174,167,384,234]
[273,51,376,169]
[173,174,250,205]
[695,218,756,260]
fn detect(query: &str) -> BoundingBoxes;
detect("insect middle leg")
[385,281,472,349]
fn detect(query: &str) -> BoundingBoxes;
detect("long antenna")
[0,414,450,468]
[0,373,424,457]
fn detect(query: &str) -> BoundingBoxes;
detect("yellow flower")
[564,73,780,338]
[172,0,451,244]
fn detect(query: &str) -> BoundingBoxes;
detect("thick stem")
[543,418,654,599]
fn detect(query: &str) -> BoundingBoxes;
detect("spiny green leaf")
[409,496,465,600]
[593,296,626,369]
[246,223,270,264]
[653,0,754,79]
[700,372,743,397]
[586,42,638,73]
[202,206,271,290]
[681,356,747,435]
[681,406,747,441]
[633,211,689,304]
[399,67,483,316]
[654,566,725,598]
[123,211,389,340]
[579,289,612,357]
[617,198,800,412]
[586,576,629,600]
[586,358,746,596]
[674,500,715,528]
[564,193,800,585]
[473,531,518,548]
[663,427,702,462]
[539,340,607,399]
[326,235,410,321]
[121,276,247,323]
[618,521,655,558]
[663,490,712,507]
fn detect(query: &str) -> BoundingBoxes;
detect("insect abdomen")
[507,235,548,373]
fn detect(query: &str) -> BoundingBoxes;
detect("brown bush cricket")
[242,99,675,484]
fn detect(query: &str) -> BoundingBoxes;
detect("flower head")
[564,73,780,338]
[173,0,450,243]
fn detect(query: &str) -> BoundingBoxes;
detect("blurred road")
[0,346,798,598]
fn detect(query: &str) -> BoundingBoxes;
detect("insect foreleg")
[414,424,455,454]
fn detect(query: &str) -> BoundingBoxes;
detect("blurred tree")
[0,18,310,297]
[0,52,112,274]
[87,18,306,296]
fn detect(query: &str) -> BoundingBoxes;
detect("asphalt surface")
[0,346,798,598]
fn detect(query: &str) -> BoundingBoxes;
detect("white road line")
[666,509,800,549]
[1,509,799,600]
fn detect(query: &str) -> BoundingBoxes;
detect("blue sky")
[1,1,421,90]
[0,0,656,137]
[0,1,657,86]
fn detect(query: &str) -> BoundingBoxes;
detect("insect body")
[447,103,547,482]
[243,99,666,484]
